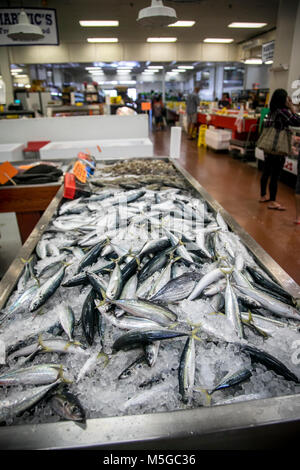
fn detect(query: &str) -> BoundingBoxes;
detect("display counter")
[197,111,259,140]
[0,157,299,450]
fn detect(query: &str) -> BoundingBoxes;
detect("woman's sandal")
[259,198,270,203]
[268,203,286,211]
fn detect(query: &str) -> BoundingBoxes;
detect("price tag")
[0,161,18,185]
[73,161,87,183]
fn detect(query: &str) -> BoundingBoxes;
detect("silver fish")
[0,364,64,386]
[188,268,227,301]
[112,328,188,352]
[106,261,123,300]
[144,341,160,367]
[0,285,39,325]
[50,388,86,423]
[0,381,61,422]
[8,338,87,362]
[178,336,195,404]
[58,303,76,342]
[97,306,162,331]
[225,276,245,339]
[235,284,300,322]
[108,299,177,326]
[208,368,252,395]
[120,274,138,300]
[30,265,67,312]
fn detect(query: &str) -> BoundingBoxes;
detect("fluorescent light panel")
[228,22,267,28]
[168,21,195,27]
[80,21,119,27]
[10,68,23,73]
[87,38,118,43]
[178,65,194,69]
[244,58,263,64]
[204,38,234,43]
[148,65,164,69]
[147,37,177,43]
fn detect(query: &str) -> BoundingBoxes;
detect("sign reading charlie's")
[0,8,59,46]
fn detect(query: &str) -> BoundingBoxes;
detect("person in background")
[218,92,231,109]
[259,88,300,211]
[293,135,300,224]
[186,86,200,140]
[135,93,144,114]
[153,94,164,131]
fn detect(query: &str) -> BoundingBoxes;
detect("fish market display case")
[0,157,300,450]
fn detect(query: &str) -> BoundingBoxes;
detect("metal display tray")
[0,157,299,450]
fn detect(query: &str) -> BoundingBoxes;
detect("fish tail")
[59,364,73,384]
[194,387,212,406]
[95,288,108,307]
[20,256,33,264]
[97,351,110,367]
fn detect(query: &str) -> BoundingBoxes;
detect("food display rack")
[0,157,299,450]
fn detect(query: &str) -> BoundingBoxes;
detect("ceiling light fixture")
[178,65,194,69]
[265,60,273,65]
[168,21,195,27]
[7,9,44,41]
[228,22,267,28]
[204,38,234,43]
[244,58,263,64]
[148,65,164,69]
[79,21,119,27]
[87,38,118,43]
[10,68,23,73]
[147,37,177,42]
[137,0,177,27]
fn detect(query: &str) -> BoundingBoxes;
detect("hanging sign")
[0,8,59,46]
[262,40,275,63]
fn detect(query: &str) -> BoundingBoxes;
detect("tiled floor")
[152,127,300,285]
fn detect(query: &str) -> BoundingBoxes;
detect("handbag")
[257,112,292,156]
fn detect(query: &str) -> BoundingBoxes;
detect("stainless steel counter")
[0,157,299,450]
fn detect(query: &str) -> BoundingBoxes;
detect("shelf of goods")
[46,104,103,118]
[0,157,299,450]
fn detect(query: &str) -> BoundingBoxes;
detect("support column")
[0,47,14,106]
[269,0,300,98]
[214,64,224,101]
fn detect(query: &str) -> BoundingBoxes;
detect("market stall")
[0,157,299,450]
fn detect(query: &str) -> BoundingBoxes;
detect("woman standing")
[259,88,300,210]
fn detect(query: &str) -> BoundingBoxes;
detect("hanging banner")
[0,8,59,46]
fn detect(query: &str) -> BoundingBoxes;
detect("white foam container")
[0,143,24,162]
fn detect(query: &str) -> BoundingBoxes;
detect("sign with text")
[262,40,275,63]
[0,8,59,46]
